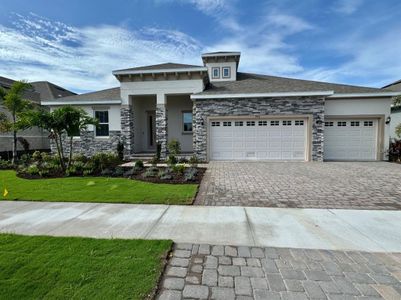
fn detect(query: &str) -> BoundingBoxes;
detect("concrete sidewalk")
[0,201,400,252]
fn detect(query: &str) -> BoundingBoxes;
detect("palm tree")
[0,81,32,164]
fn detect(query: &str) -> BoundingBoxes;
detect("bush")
[0,159,13,170]
[189,155,199,167]
[149,155,159,166]
[179,157,188,163]
[167,155,177,165]
[72,154,88,163]
[142,166,158,178]
[83,161,95,176]
[134,160,144,169]
[117,141,124,161]
[32,151,42,162]
[184,167,198,181]
[101,168,113,176]
[172,164,185,175]
[26,164,40,176]
[19,154,31,166]
[40,161,62,176]
[91,152,120,172]
[158,168,173,180]
[167,139,181,155]
[389,139,401,162]
[113,166,124,177]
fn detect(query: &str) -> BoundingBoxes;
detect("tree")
[0,81,32,163]
[26,106,97,171]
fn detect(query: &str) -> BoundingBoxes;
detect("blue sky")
[0,0,400,93]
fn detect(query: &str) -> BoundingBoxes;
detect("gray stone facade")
[193,97,325,161]
[120,105,134,159]
[156,104,168,158]
[50,131,121,157]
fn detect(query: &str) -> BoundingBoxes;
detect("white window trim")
[94,110,110,137]
[182,111,193,134]
[222,66,231,78]
[212,67,220,79]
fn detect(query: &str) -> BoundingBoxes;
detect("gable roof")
[0,75,41,103]
[113,62,205,73]
[197,72,381,95]
[30,81,76,101]
[382,79,401,91]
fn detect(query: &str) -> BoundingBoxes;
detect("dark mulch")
[131,167,206,184]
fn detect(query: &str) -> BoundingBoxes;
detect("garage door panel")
[210,118,307,161]
[324,119,377,161]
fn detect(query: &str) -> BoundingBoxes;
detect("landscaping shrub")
[172,164,185,175]
[135,160,144,169]
[91,153,120,172]
[184,167,198,182]
[150,155,159,166]
[32,151,42,162]
[389,139,401,162]
[83,161,95,176]
[26,164,40,176]
[167,139,181,155]
[158,168,173,180]
[19,154,31,166]
[167,155,177,165]
[0,159,13,170]
[72,154,88,163]
[113,166,124,177]
[117,141,124,161]
[189,155,199,167]
[142,166,158,178]
[101,168,113,176]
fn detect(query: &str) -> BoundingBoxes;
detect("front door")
[147,111,156,150]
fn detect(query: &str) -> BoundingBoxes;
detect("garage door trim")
[206,114,313,162]
[324,114,385,161]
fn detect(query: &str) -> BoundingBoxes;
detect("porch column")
[121,103,134,159]
[156,93,168,159]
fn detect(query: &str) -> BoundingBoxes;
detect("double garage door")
[209,118,307,161]
[209,117,379,161]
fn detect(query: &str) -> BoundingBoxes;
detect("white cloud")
[0,13,203,92]
[333,0,364,15]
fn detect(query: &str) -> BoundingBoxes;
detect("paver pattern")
[157,243,401,300]
[195,162,401,209]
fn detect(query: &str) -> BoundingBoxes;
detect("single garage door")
[209,118,307,160]
[324,119,378,160]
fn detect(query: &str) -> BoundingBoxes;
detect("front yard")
[0,234,172,299]
[0,170,197,204]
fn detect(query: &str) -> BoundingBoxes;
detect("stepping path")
[1,201,401,252]
[157,243,401,300]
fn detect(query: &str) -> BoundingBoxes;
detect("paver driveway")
[157,243,401,300]
[195,162,401,210]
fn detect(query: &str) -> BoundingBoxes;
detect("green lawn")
[0,170,197,204]
[0,234,172,299]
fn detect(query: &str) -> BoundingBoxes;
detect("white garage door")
[209,118,307,161]
[324,119,378,160]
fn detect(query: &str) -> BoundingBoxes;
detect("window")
[246,121,255,126]
[222,67,231,78]
[283,120,292,126]
[223,121,232,126]
[95,111,109,137]
[211,121,220,127]
[235,121,243,126]
[364,121,373,127]
[337,121,346,127]
[258,120,267,126]
[350,121,360,127]
[325,121,333,127]
[270,120,279,126]
[182,112,193,132]
[212,67,220,79]
[295,120,304,126]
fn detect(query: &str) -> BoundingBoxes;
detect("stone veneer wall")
[50,131,121,157]
[193,97,325,161]
[156,104,168,158]
[120,105,134,159]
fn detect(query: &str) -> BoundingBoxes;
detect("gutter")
[328,92,401,98]
[112,67,208,76]
[190,91,334,100]
[41,100,122,106]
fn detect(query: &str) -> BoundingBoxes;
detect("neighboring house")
[43,52,401,162]
[383,79,401,139]
[0,76,76,155]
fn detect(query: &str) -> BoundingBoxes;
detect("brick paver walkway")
[195,162,401,209]
[157,243,401,300]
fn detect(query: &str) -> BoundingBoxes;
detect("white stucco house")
[43,51,401,162]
